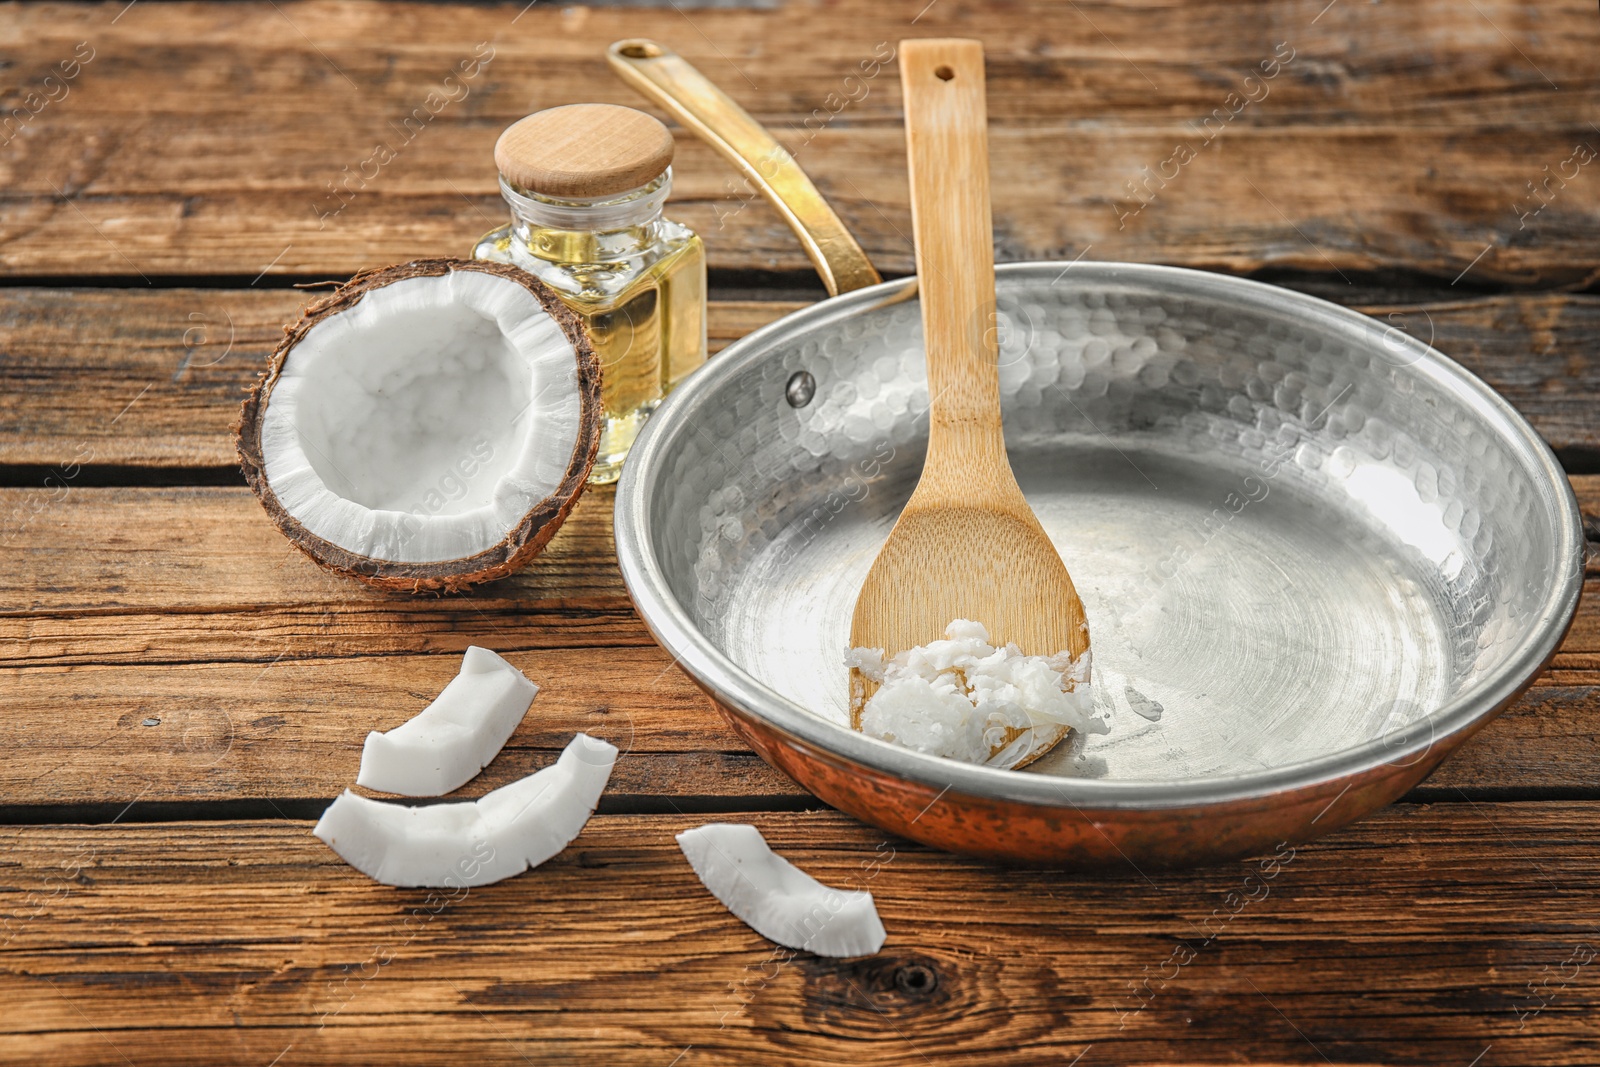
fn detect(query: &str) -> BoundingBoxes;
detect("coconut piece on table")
[676,823,886,958]
[315,732,617,888]
[356,646,538,797]
[235,258,602,593]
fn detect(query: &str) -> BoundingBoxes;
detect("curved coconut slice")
[236,258,602,592]
[315,732,617,887]
[676,823,886,958]
[356,646,538,797]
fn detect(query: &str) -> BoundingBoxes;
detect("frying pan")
[608,40,1584,865]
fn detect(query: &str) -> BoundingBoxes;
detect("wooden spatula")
[849,38,1090,765]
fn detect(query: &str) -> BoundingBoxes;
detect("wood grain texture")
[0,479,1591,808]
[0,481,1591,664]
[4,289,1598,470]
[0,291,802,468]
[6,806,1600,1065]
[0,0,1595,1057]
[1,659,1598,811]
[0,485,630,618]
[0,648,790,808]
[1,1,1597,281]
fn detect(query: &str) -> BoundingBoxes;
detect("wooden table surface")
[2,1,1598,1063]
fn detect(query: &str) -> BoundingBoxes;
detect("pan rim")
[615,261,1585,812]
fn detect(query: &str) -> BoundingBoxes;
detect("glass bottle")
[473,105,707,484]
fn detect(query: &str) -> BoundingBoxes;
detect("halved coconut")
[236,258,601,592]
[676,823,886,958]
[315,732,618,887]
[356,646,538,797]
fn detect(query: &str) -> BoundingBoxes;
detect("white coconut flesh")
[315,732,617,888]
[356,646,538,797]
[847,618,1103,768]
[259,270,584,564]
[676,823,886,958]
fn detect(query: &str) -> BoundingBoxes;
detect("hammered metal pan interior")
[615,262,1584,866]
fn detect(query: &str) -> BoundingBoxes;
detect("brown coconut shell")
[235,258,602,594]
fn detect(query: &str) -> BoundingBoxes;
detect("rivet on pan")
[785,370,817,408]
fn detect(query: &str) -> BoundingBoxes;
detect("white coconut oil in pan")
[847,619,1102,768]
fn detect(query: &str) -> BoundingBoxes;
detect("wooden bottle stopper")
[494,104,675,199]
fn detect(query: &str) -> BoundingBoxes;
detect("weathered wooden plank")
[0,476,1587,799]
[8,0,1595,127]
[0,290,806,467]
[0,646,804,806]
[4,805,1600,1065]
[12,130,1598,286]
[0,484,631,616]
[2,1,1597,281]
[1390,294,1600,469]
[0,476,1590,807]
[0,651,1592,809]
[0,480,1593,661]
[3,288,1598,469]
[1415,686,1600,797]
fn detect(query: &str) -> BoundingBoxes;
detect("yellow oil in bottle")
[475,176,707,484]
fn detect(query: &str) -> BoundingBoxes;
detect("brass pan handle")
[608,39,882,297]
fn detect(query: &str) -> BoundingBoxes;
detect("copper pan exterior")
[696,652,1555,866]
